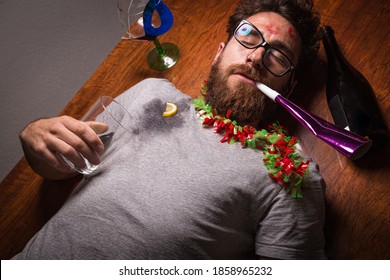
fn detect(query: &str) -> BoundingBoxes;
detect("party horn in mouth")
[256,82,372,160]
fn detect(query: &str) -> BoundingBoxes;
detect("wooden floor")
[1,0,389,259]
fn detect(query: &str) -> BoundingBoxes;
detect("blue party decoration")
[143,0,174,38]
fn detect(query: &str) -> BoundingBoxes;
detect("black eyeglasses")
[234,20,295,77]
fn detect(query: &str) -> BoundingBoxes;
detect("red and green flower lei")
[193,83,310,198]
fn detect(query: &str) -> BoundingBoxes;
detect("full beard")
[206,57,278,128]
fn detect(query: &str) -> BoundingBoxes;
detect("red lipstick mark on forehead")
[288,27,295,39]
[265,24,280,35]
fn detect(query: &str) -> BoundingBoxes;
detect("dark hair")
[226,0,321,79]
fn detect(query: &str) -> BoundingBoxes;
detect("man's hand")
[19,116,108,180]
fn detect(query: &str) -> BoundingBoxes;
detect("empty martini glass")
[117,0,180,71]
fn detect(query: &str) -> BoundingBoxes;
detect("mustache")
[226,64,271,85]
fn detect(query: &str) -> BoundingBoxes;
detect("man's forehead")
[246,12,296,30]
[245,12,302,60]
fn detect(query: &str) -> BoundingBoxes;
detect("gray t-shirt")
[13,78,325,260]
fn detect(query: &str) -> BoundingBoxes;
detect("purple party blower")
[256,83,372,160]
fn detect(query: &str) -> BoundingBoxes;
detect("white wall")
[0,0,124,180]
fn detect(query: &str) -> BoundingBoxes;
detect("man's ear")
[212,42,225,65]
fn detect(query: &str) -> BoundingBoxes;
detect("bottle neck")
[321,26,347,71]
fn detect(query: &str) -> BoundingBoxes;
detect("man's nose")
[246,46,265,68]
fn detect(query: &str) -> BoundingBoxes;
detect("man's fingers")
[39,117,101,167]
[19,116,105,176]
[59,117,105,160]
[47,150,76,174]
[86,121,109,135]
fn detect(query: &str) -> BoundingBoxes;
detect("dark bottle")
[321,26,389,150]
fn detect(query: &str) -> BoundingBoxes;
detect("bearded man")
[14,0,325,260]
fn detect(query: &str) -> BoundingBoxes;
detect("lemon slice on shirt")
[162,102,178,117]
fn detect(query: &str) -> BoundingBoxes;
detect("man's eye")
[240,37,258,47]
[267,51,289,67]
[236,25,252,36]
[236,29,258,46]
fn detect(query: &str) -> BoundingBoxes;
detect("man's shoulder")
[135,77,172,87]
[120,78,185,100]
[134,78,177,93]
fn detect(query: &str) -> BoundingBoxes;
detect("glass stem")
[153,37,165,57]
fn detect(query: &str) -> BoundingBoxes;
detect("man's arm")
[255,163,326,259]
[19,116,107,180]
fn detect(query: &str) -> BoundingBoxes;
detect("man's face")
[206,12,302,126]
